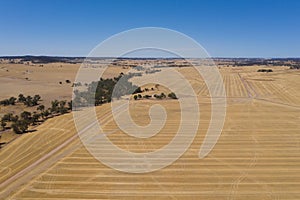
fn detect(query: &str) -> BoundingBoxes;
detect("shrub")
[168,92,178,99]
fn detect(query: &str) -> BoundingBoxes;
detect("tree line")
[0,94,72,134]
[133,92,177,100]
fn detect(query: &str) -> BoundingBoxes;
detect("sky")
[0,0,300,57]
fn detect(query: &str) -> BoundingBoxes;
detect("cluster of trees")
[0,99,72,134]
[0,94,41,107]
[18,94,41,106]
[257,69,273,72]
[73,73,140,107]
[0,97,17,106]
[134,92,177,100]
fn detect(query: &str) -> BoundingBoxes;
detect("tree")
[168,92,178,99]
[11,120,29,134]
[0,99,9,106]
[67,100,72,110]
[58,100,68,114]
[42,109,50,118]
[20,111,32,124]
[33,94,41,105]
[143,95,152,99]
[32,112,40,125]
[2,113,13,122]
[133,95,138,100]
[18,94,26,103]
[133,87,142,94]
[8,97,17,105]
[24,96,33,106]
[1,120,6,131]
[51,100,59,113]
[37,105,45,112]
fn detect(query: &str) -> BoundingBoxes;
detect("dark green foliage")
[8,97,17,105]
[18,94,26,103]
[1,120,6,130]
[20,111,32,122]
[67,100,72,110]
[11,120,29,134]
[154,93,166,99]
[0,97,17,106]
[37,105,45,112]
[74,73,139,107]
[133,87,142,94]
[42,109,50,118]
[32,112,40,125]
[51,100,59,113]
[257,69,273,72]
[143,95,152,99]
[168,92,178,99]
[2,113,13,122]
[0,99,9,106]
[58,101,68,114]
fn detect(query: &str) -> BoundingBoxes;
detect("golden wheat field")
[0,63,300,199]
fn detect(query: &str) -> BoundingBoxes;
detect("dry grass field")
[0,61,300,199]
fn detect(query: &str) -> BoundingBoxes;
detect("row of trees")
[257,69,273,73]
[0,97,17,106]
[0,99,72,134]
[0,94,41,107]
[133,92,177,100]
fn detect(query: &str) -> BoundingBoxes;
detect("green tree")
[32,112,40,125]
[1,120,6,130]
[37,105,45,112]
[18,94,26,103]
[8,97,17,105]
[168,92,178,99]
[51,100,59,113]
[2,113,13,122]
[67,100,72,110]
[24,96,33,106]
[32,95,41,106]
[11,120,29,134]
[20,111,32,122]
[58,100,68,114]
[11,115,19,122]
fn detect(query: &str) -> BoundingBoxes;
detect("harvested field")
[0,64,300,199]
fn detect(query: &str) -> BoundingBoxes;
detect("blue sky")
[0,0,299,57]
